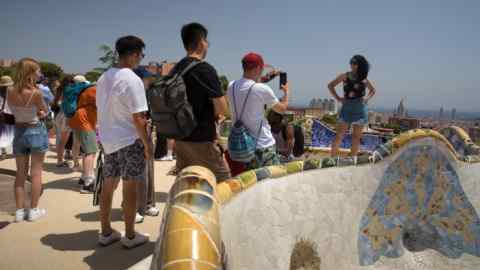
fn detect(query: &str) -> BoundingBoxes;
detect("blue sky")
[1,0,479,112]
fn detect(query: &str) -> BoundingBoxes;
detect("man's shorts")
[176,141,231,182]
[103,140,145,181]
[74,130,98,154]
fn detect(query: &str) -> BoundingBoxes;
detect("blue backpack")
[228,82,262,163]
[62,82,93,118]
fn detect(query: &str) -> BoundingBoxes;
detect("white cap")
[73,75,87,83]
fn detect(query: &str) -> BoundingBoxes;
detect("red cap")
[242,52,265,70]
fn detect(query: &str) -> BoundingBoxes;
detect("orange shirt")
[68,86,97,131]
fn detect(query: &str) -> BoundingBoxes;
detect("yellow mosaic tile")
[286,161,304,174]
[225,179,243,194]
[267,165,288,178]
[238,170,258,189]
[216,182,233,204]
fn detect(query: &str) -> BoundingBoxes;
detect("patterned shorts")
[103,140,146,181]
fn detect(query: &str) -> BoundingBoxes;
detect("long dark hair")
[54,75,74,105]
[350,55,370,81]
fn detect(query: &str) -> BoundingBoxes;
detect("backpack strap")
[232,82,255,122]
[176,60,203,78]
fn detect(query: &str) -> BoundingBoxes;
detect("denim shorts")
[339,99,368,126]
[13,122,49,155]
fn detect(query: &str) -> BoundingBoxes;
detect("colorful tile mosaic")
[286,161,304,174]
[309,119,385,151]
[254,167,272,181]
[153,127,480,270]
[440,126,480,157]
[238,170,257,189]
[358,145,480,265]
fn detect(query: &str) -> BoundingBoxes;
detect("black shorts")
[103,140,145,181]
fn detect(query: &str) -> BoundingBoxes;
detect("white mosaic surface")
[220,139,480,270]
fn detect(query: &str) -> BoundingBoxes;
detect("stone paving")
[0,148,175,270]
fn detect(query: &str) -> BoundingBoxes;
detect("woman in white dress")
[0,75,15,158]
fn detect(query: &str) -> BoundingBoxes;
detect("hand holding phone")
[280,81,289,95]
[279,72,287,89]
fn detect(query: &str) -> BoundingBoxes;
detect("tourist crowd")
[0,22,375,249]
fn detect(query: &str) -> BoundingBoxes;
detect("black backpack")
[147,61,201,139]
[282,124,305,157]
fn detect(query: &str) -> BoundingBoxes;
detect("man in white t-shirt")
[226,52,290,169]
[96,36,152,249]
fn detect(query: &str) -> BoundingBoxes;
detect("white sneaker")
[144,206,160,217]
[98,230,122,246]
[27,208,46,222]
[122,212,144,224]
[121,232,150,249]
[158,155,173,161]
[14,209,26,222]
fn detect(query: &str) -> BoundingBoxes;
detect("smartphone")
[279,72,287,89]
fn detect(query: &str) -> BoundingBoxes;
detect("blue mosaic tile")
[309,120,384,151]
[358,145,480,265]
[254,167,271,181]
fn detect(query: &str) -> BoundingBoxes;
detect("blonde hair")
[14,58,40,93]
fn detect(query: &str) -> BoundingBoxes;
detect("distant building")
[394,99,407,117]
[451,108,457,120]
[369,111,389,125]
[389,116,421,131]
[287,107,307,119]
[469,124,480,143]
[286,107,328,120]
[305,108,328,118]
[308,97,337,114]
[0,59,16,68]
[439,107,444,120]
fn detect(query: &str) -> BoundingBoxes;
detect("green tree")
[98,44,117,70]
[0,67,15,77]
[40,62,64,79]
[218,75,231,119]
[85,70,102,82]
[219,75,229,94]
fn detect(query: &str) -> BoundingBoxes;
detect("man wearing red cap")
[226,52,290,169]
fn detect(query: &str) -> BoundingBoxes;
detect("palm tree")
[97,44,117,71]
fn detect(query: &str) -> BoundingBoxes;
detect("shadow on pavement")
[41,230,155,270]
[0,221,10,230]
[76,209,123,222]
[43,177,80,192]
[155,192,168,203]
[42,162,75,175]
[0,174,31,213]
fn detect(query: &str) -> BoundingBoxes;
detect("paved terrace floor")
[0,145,175,270]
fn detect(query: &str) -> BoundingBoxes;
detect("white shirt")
[96,68,148,154]
[227,78,279,149]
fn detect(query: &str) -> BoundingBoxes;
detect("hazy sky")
[1,0,479,111]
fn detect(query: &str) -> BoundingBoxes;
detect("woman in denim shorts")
[328,55,377,158]
[7,58,49,222]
